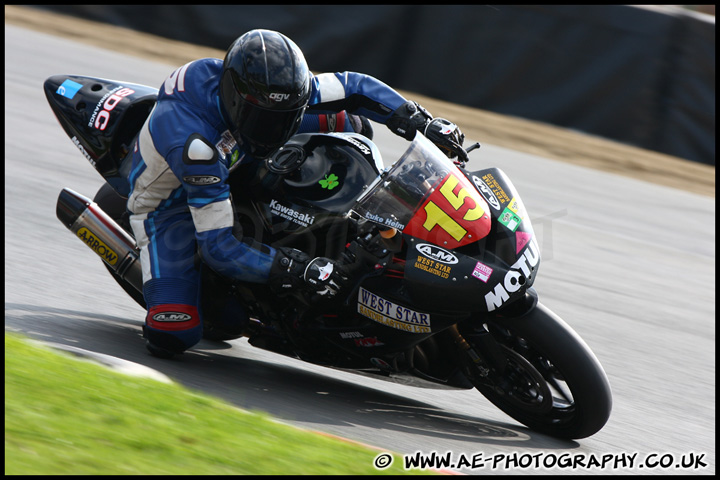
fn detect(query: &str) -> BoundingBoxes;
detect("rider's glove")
[269,247,348,298]
[386,100,433,141]
[424,117,468,163]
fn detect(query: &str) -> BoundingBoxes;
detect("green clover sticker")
[319,173,340,190]
[229,150,240,167]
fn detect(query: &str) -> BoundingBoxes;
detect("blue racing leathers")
[126,58,408,354]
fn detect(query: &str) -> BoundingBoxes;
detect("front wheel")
[461,303,612,439]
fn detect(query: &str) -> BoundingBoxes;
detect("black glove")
[269,247,348,298]
[424,117,468,163]
[348,114,374,140]
[386,100,433,140]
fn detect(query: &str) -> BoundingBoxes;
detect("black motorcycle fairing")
[258,133,382,209]
[44,75,158,196]
[227,133,384,259]
[225,245,474,374]
[401,166,541,314]
[463,167,531,262]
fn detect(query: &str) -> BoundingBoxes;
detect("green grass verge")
[5,332,434,475]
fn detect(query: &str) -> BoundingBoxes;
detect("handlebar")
[466,142,481,154]
[453,141,481,166]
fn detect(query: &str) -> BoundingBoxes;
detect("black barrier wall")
[31,5,715,165]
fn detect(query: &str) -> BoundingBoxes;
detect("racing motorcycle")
[45,74,612,439]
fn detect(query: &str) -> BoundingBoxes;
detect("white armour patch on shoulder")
[187,138,215,161]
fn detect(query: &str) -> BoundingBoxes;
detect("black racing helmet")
[219,29,311,159]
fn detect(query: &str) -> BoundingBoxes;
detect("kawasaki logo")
[269,199,315,227]
[76,227,118,265]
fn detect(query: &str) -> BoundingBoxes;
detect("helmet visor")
[228,97,306,159]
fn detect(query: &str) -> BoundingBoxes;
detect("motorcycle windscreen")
[352,133,491,248]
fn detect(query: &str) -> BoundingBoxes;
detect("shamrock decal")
[319,173,340,190]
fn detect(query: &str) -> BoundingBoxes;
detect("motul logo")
[485,239,540,312]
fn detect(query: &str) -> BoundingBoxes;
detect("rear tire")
[462,303,612,439]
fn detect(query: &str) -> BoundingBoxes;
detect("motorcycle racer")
[127,28,465,358]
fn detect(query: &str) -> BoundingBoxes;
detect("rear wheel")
[461,303,612,439]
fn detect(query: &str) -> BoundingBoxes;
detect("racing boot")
[142,325,180,359]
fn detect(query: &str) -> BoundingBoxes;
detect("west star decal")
[357,287,431,333]
[414,255,451,279]
[480,173,510,206]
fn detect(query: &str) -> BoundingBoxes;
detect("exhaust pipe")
[56,188,142,293]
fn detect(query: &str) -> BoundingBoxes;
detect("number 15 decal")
[404,173,491,248]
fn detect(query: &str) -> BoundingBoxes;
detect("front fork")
[450,288,539,383]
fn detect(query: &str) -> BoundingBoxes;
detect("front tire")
[461,303,612,439]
